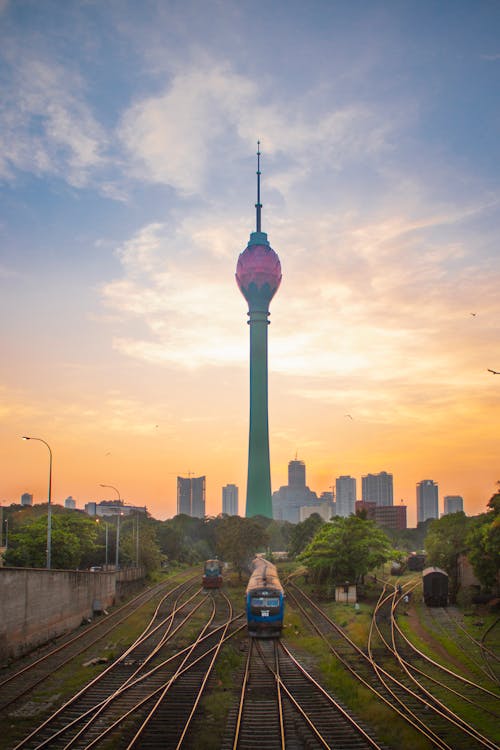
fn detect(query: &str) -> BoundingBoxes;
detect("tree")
[298,515,394,584]
[118,516,162,574]
[215,516,268,579]
[288,513,324,558]
[4,508,99,569]
[466,488,500,592]
[156,515,208,564]
[425,512,471,602]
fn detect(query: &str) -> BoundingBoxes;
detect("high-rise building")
[362,472,393,506]
[416,480,439,523]
[21,492,33,506]
[272,458,318,523]
[335,476,356,517]
[288,459,306,488]
[236,145,282,518]
[64,496,76,510]
[222,484,239,516]
[443,495,464,515]
[177,476,206,518]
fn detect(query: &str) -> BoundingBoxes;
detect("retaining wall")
[0,566,144,664]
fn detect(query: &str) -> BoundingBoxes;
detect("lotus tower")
[235,144,282,518]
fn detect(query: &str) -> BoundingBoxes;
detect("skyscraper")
[362,472,394,506]
[288,459,306,488]
[236,144,282,518]
[335,476,356,517]
[222,484,239,515]
[272,457,318,523]
[443,495,464,515]
[21,492,33,507]
[416,479,439,523]
[177,476,206,518]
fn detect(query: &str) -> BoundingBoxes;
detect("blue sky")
[1,0,499,522]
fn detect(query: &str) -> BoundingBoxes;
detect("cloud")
[119,64,257,194]
[0,53,106,186]
[118,60,393,196]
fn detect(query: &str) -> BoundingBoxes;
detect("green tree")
[118,516,162,574]
[215,515,268,579]
[425,512,471,602]
[298,515,394,584]
[466,489,500,592]
[5,508,99,569]
[288,513,324,558]
[156,515,208,564]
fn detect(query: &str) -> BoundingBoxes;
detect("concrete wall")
[0,566,144,664]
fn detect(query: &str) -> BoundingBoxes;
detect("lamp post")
[22,436,52,569]
[99,484,122,569]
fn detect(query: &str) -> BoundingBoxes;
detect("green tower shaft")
[235,144,282,519]
[246,307,272,517]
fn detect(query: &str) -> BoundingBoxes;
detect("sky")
[1,0,499,526]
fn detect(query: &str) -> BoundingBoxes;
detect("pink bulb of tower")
[236,243,282,302]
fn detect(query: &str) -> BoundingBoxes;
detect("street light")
[22,436,53,569]
[99,483,122,570]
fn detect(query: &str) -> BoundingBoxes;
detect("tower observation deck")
[235,144,282,518]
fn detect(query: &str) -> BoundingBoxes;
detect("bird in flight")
[487,369,500,375]
[470,312,477,317]
[345,414,353,420]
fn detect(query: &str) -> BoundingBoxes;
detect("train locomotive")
[202,559,223,589]
[246,557,284,637]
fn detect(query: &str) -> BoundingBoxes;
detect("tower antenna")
[255,140,262,233]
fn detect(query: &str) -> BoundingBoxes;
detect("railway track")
[286,579,500,750]
[0,573,198,715]
[222,637,387,750]
[9,586,244,749]
[371,584,499,750]
[420,605,500,685]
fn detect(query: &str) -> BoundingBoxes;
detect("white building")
[222,484,239,515]
[362,472,393,506]
[299,499,334,522]
[416,480,439,523]
[335,476,356,517]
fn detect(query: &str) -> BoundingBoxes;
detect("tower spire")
[255,140,262,233]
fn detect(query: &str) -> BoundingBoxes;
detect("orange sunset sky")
[1,1,499,526]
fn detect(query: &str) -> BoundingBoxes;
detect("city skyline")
[4,465,487,525]
[1,2,499,527]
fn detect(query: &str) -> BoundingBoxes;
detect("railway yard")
[0,566,498,750]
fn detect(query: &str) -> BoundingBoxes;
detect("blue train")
[202,559,223,589]
[246,557,284,637]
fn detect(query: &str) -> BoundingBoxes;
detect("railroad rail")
[223,636,387,750]
[7,589,242,750]
[0,572,198,715]
[286,578,500,750]
[371,583,499,750]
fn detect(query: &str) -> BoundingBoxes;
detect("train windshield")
[205,561,220,573]
[251,596,280,608]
